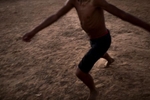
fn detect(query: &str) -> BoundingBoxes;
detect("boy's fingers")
[22,38,30,42]
[24,39,31,42]
[22,34,31,42]
[23,38,31,42]
[22,32,35,42]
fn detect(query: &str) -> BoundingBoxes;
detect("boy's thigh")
[78,45,107,73]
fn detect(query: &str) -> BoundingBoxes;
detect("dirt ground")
[0,0,150,100]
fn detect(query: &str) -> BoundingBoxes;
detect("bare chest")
[74,0,95,20]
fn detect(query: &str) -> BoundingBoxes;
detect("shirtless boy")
[23,0,150,100]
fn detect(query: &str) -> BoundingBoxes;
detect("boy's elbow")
[120,12,135,22]
[119,12,127,20]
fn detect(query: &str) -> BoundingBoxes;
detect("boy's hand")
[22,32,36,42]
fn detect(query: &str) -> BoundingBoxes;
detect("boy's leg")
[76,68,98,100]
[102,52,114,67]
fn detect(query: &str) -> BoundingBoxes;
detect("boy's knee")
[75,67,81,77]
[75,67,88,78]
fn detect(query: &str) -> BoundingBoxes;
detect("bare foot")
[87,90,99,100]
[104,58,114,68]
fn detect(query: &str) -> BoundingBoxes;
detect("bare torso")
[73,0,107,39]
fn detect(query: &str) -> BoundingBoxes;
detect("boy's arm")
[96,0,150,32]
[23,0,74,42]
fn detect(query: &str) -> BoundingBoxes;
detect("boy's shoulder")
[64,0,75,6]
[66,0,76,5]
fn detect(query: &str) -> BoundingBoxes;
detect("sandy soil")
[0,0,150,100]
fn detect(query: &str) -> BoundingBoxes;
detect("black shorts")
[78,30,111,73]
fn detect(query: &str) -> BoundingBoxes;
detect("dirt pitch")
[0,0,150,100]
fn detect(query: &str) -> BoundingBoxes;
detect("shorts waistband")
[90,29,110,41]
